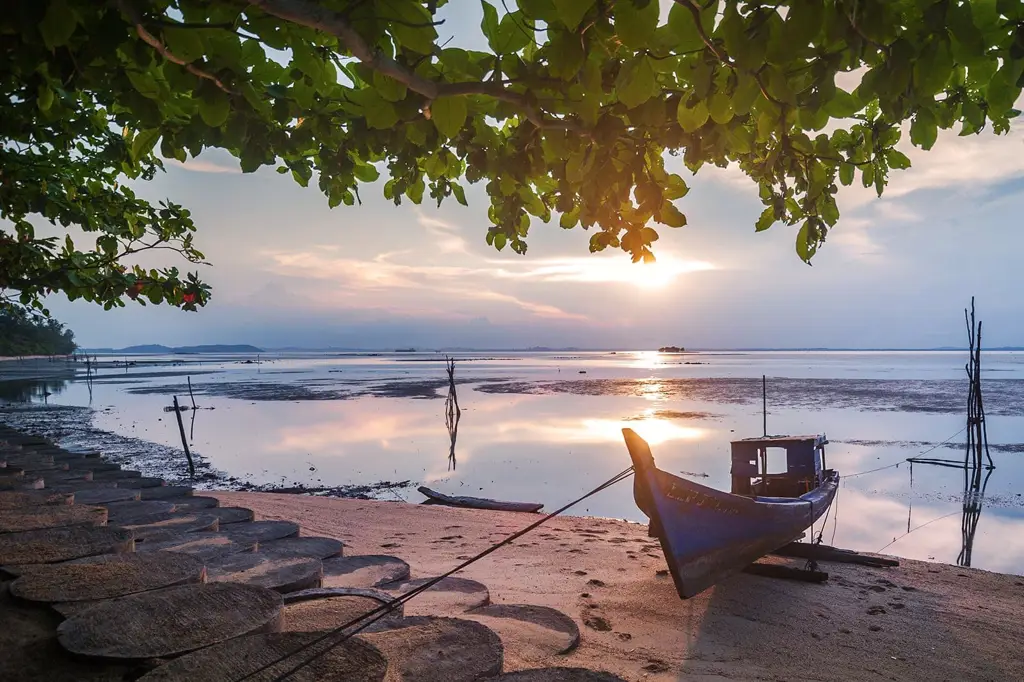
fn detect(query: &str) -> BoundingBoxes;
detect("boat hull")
[623,429,839,598]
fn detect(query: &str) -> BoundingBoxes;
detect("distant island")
[658,346,686,353]
[85,344,264,355]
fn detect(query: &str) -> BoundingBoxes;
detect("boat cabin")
[730,435,828,498]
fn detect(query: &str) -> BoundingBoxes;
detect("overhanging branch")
[248,0,582,131]
[117,0,236,94]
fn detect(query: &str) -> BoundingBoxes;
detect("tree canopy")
[0,307,76,356]
[2,0,1021,313]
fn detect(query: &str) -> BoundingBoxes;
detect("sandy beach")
[214,491,1024,681]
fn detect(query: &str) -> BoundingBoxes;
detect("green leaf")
[131,129,161,161]
[755,207,774,232]
[910,108,938,149]
[914,38,953,95]
[615,0,659,49]
[39,0,78,49]
[708,92,733,124]
[389,1,437,54]
[451,183,468,206]
[616,56,657,109]
[373,72,408,102]
[663,174,689,200]
[660,202,687,228]
[127,70,161,100]
[666,3,709,52]
[493,11,533,53]
[839,162,855,186]
[676,98,709,133]
[823,89,862,118]
[163,28,205,63]
[37,84,54,112]
[354,163,380,182]
[198,90,230,127]
[887,150,911,170]
[987,63,1023,115]
[432,95,468,138]
[481,1,500,45]
[796,220,818,263]
[553,0,596,30]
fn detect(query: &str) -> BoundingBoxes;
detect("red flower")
[182,293,196,304]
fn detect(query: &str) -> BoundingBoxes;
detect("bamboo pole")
[173,396,195,478]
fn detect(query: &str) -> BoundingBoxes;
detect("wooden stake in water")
[762,375,767,437]
[173,396,195,478]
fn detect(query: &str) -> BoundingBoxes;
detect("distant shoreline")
[74,346,1024,354]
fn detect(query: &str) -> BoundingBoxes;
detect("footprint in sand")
[573,570,588,576]
[583,615,612,632]
[867,606,886,615]
[587,579,606,587]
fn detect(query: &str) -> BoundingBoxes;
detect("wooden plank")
[10,551,205,604]
[770,542,900,567]
[463,604,581,659]
[382,576,489,616]
[743,562,828,584]
[418,486,544,513]
[164,495,219,510]
[57,582,284,660]
[135,631,386,681]
[204,506,255,525]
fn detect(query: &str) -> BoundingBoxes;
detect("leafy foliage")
[3,0,1022,315]
[0,306,76,356]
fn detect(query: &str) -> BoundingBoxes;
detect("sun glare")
[608,254,713,290]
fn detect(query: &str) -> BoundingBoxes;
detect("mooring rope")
[237,465,636,682]
[842,426,968,480]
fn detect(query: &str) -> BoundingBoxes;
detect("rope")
[238,466,636,682]
[876,510,960,553]
[843,426,967,479]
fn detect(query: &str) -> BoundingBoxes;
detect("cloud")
[166,157,241,174]
[417,212,470,254]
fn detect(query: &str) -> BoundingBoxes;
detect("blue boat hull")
[623,429,839,598]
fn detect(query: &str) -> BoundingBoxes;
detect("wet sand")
[215,491,1024,681]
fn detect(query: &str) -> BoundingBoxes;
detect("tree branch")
[673,0,785,108]
[116,0,236,94]
[248,0,583,131]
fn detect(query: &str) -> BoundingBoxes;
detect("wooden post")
[173,396,195,478]
[762,374,767,437]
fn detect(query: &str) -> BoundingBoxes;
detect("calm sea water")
[6,350,1024,575]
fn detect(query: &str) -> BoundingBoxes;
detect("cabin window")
[763,448,788,474]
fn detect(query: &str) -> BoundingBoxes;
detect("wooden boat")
[622,428,839,598]
[417,486,543,513]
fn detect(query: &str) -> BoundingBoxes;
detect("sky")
[37,6,1024,350]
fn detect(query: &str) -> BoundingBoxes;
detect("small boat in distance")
[622,429,839,599]
[418,486,544,513]
[657,346,686,353]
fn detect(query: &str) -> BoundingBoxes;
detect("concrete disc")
[57,582,283,660]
